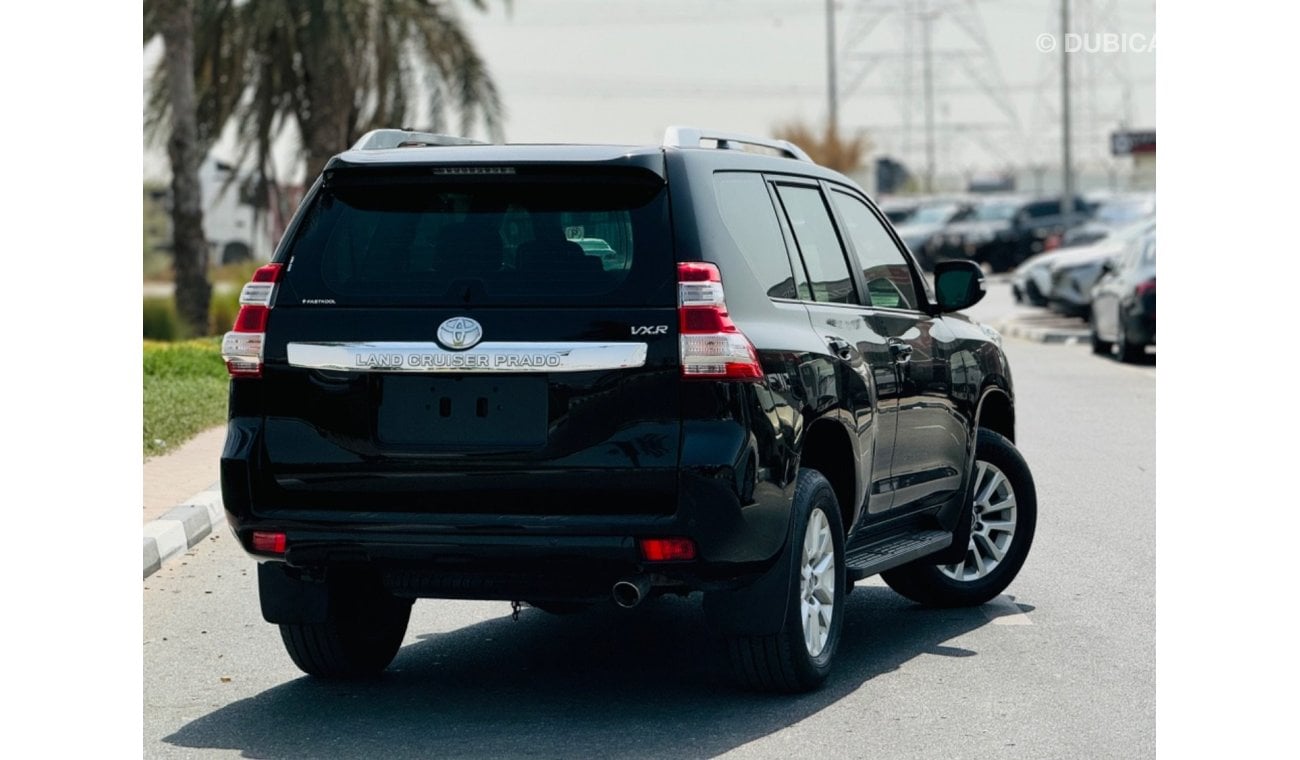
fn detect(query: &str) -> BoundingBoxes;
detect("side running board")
[844,529,953,580]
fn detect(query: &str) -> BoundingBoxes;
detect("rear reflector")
[222,263,283,378]
[639,537,697,562]
[677,262,763,381]
[252,531,287,554]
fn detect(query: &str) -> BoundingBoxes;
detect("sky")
[143,0,1156,184]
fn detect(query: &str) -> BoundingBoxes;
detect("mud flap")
[701,535,797,636]
[258,562,329,624]
[928,488,974,566]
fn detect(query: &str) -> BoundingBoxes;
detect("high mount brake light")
[677,262,763,381]
[221,263,283,378]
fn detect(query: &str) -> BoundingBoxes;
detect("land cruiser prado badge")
[437,317,483,350]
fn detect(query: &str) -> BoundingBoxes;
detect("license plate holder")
[377,376,547,448]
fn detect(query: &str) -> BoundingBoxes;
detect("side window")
[830,191,920,310]
[713,173,804,300]
[1026,201,1060,219]
[773,184,860,305]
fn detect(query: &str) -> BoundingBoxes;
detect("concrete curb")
[143,484,224,579]
[993,319,1090,345]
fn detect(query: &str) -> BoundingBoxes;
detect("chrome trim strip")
[286,341,648,373]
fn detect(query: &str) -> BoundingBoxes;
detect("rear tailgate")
[253,162,680,517]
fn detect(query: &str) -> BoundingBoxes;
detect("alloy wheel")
[939,460,1018,582]
[799,508,836,657]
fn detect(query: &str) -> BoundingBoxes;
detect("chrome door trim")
[286,341,649,373]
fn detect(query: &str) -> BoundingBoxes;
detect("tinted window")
[1025,201,1060,218]
[974,202,1018,221]
[280,169,672,306]
[774,185,859,305]
[831,191,919,310]
[713,173,802,300]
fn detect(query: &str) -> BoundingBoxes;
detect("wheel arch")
[797,414,858,533]
[975,386,1015,445]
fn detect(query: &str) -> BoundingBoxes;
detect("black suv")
[220,127,1037,692]
[935,195,1092,272]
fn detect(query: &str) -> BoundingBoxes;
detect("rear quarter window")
[712,172,804,300]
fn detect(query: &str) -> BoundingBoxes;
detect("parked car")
[219,126,1037,693]
[1090,224,1156,362]
[1010,250,1057,307]
[877,197,921,225]
[1047,220,1156,318]
[1061,192,1155,248]
[893,199,975,271]
[934,195,1090,273]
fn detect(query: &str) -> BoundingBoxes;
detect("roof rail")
[662,125,812,163]
[351,129,489,151]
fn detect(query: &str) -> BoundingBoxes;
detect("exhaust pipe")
[612,576,652,608]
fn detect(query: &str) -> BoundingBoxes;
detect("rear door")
[826,188,967,514]
[767,179,897,514]
[256,162,681,517]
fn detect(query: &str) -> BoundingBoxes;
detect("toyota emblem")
[437,317,483,350]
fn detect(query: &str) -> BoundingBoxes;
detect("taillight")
[1135,278,1156,298]
[221,263,283,378]
[677,262,763,381]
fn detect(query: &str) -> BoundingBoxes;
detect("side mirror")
[934,260,986,312]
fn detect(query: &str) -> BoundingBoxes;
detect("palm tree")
[146,0,505,192]
[147,0,212,337]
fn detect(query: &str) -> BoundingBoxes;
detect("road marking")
[983,594,1033,625]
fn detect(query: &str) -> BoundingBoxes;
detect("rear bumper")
[221,417,794,598]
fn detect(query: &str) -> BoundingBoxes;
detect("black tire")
[279,584,413,678]
[726,469,846,693]
[882,430,1036,608]
[1114,317,1144,363]
[1025,281,1046,307]
[1090,330,1112,355]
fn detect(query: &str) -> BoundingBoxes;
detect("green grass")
[143,338,227,457]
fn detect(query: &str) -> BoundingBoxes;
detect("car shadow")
[164,587,1031,759]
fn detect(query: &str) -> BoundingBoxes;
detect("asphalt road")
[144,280,1156,759]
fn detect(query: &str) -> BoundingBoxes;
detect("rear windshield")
[279,168,673,306]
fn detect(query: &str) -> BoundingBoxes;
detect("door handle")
[826,337,854,360]
[888,338,913,363]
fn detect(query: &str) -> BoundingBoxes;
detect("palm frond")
[145,0,507,185]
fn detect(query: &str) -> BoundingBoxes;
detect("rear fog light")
[639,537,697,562]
